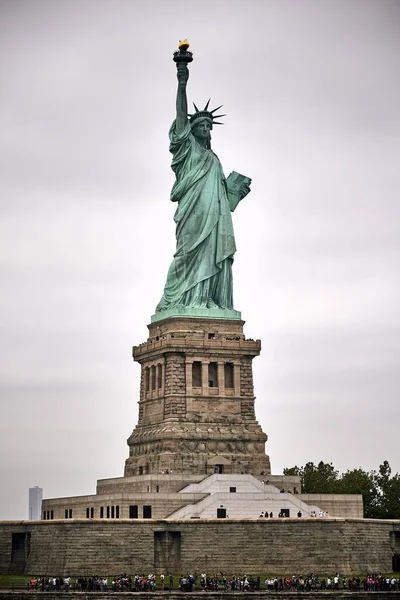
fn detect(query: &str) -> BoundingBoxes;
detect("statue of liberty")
[155,42,251,316]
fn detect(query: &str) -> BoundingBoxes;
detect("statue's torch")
[173,39,193,65]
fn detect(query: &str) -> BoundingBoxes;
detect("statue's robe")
[156,121,236,312]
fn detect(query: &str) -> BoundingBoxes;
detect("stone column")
[202,360,210,396]
[234,361,241,396]
[160,361,165,397]
[185,359,193,395]
[140,367,145,401]
[218,361,225,395]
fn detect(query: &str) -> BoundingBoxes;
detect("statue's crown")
[188,100,226,127]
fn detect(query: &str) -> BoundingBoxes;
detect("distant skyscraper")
[29,486,43,520]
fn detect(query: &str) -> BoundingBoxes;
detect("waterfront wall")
[0,518,399,576]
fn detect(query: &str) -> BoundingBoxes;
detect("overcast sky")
[0,0,399,520]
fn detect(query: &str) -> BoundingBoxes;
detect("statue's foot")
[206,298,220,309]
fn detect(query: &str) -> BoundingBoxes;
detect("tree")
[337,468,377,518]
[283,460,400,519]
[381,474,400,519]
[284,461,339,493]
[373,461,400,519]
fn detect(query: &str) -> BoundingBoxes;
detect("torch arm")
[176,64,189,135]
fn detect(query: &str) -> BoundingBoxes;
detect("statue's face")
[193,119,211,140]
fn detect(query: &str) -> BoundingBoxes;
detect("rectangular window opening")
[129,505,138,519]
[143,505,152,519]
[11,532,30,568]
[192,361,202,387]
[224,362,234,389]
[208,362,218,387]
[157,364,162,389]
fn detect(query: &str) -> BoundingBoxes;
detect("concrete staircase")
[167,474,325,519]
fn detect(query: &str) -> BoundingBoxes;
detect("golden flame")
[178,39,190,52]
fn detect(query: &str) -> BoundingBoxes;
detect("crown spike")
[189,100,226,126]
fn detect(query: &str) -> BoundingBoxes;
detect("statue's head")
[189,101,225,149]
[191,117,212,142]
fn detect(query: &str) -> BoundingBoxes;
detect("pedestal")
[124,316,271,477]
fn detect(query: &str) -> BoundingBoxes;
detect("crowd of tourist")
[258,511,330,518]
[26,572,400,592]
[28,574,155,592]
[261,574,400,592]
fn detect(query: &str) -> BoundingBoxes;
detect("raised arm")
[175,62,189,135]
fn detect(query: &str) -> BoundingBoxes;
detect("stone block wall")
[164,354,186,397]
[1,519,399,576]
[240,357,254,396]
[96,474,204,495]
[299,494,364,519]
[42,492,207,521]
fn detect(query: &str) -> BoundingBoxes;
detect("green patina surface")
[154,45,250,321]
[151,306,241,324]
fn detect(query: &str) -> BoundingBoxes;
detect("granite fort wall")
[0,519,399,576]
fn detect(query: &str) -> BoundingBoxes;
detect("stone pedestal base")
[151,306,242,323]
[124,316,271,477]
